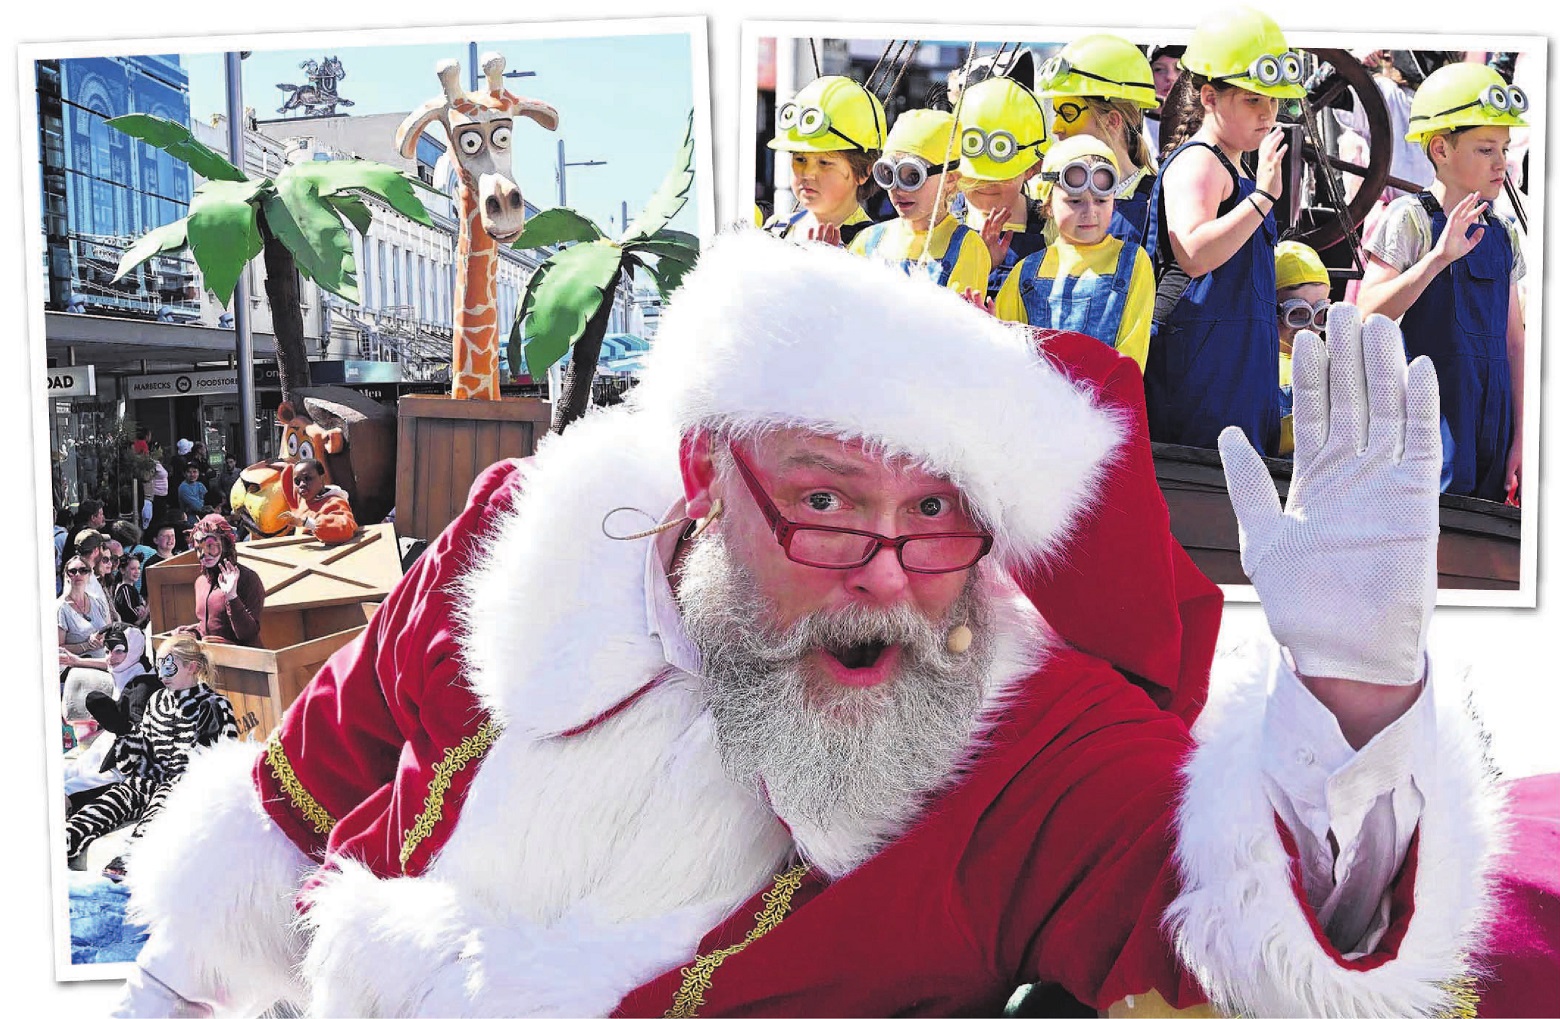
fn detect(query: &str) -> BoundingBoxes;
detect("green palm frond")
[186,179,267,306]
[518,241,625,378]
[106,114,247,183]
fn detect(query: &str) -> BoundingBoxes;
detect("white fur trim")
[632,229,1124,568]
[456,406,683,737]
[301,858,725,1018]
[125,740,312,1013]
[1166,640,1504,1017]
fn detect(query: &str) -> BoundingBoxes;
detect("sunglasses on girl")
[66,566,91,576]
[871,154,949,193]
[1043,159,1119,198]
[1279,297,1330,331]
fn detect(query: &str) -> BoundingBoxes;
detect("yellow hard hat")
[1406,62,1529,142]
[883,109,958,164]
[769,76,886,154]
[1036,34,1158,109]
[1034,134,1118,202]
[1181,6,1307,100]
[955,77,1049,181]
[1274,240,1328,290]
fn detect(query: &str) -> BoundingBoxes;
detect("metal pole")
[226,51,258,467]
[469,43,479,91]
[621,199,630,235]
[557,138,567,206]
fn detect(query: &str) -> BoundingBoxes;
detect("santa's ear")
[679,429,719,519]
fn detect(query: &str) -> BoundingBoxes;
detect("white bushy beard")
[677,532,995,877]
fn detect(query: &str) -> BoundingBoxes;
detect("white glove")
[1218,305,1439,685]
[112,965,214,1018]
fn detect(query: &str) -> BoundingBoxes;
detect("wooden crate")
[395,394,551,542]
[143,524,402,735]
[150,620,370,742]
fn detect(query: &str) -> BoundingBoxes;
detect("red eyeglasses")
[727,445,993,575]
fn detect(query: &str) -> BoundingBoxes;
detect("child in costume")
[1356,61,1527,503]
[1273,240,1331,456]
[764,76,885,247]
[849,109,990,295]
[1035,34,1161,245]
[994,136,1154,370]
[951,75,1051,299]
[1143,5,1299,456]
[65,635,237,881]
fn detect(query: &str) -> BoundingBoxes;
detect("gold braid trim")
[1438,972,1481,1019]
[265,735,336,837]
[664,863,810,1018]
[399,721,499,872]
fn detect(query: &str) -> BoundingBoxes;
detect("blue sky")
[184,32,698,234]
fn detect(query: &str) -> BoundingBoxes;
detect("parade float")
[393,53,699,542]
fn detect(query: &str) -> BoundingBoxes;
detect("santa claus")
[115,232,1546,1017]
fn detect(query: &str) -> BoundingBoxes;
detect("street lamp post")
[225,50,258,468]
[556,139,606,208]
[467,43,537,90]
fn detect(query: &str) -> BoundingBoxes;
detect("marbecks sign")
[126,366,281,400]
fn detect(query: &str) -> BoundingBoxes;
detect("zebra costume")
[65,682,238,861]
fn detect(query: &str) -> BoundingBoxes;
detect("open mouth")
[817,641,900,688]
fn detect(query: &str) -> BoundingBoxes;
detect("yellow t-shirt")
[848,215,993,296]
[992,235,1154,370]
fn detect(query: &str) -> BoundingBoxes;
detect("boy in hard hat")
[1034,34,1161,245]
[764,76,886,247]
[1356,61,1527,503]
[848,109,991,296]
[993,135,1154,370]
[950,75,1051,299]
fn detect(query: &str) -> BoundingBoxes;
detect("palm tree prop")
[509,110,699,435]
[107,114,432,408]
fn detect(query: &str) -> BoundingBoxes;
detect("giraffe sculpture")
[397,55,558,400]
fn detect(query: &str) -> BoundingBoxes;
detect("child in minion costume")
[1034,34,1162,246]
[764,75,886,247]
[1273,240,1330,456]
[1143,6,1303,456]
[951,75,1051,299]
[994,135,1155,370]
[1358,62,1528,503]
[848,109,991,295]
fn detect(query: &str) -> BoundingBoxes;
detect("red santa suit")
[121,232,1538,1018]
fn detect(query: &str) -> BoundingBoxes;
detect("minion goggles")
[1213,50,1306,89]
[1415,83,1529,122]
[1042,159,1120,198]
[1279,297,1330,331]
[1037,56,1153,95]
[872,154,950,192]
[960,126,1044,164]
[776,102,873,152]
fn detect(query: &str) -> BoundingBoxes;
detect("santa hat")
[635,231,1219,722]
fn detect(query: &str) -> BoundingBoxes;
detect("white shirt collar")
[643,499,703,676]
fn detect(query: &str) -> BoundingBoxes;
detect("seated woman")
[57,554,111,686]
[65,635,237,881]
[175,514,265,647]
[81,624,160,737]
